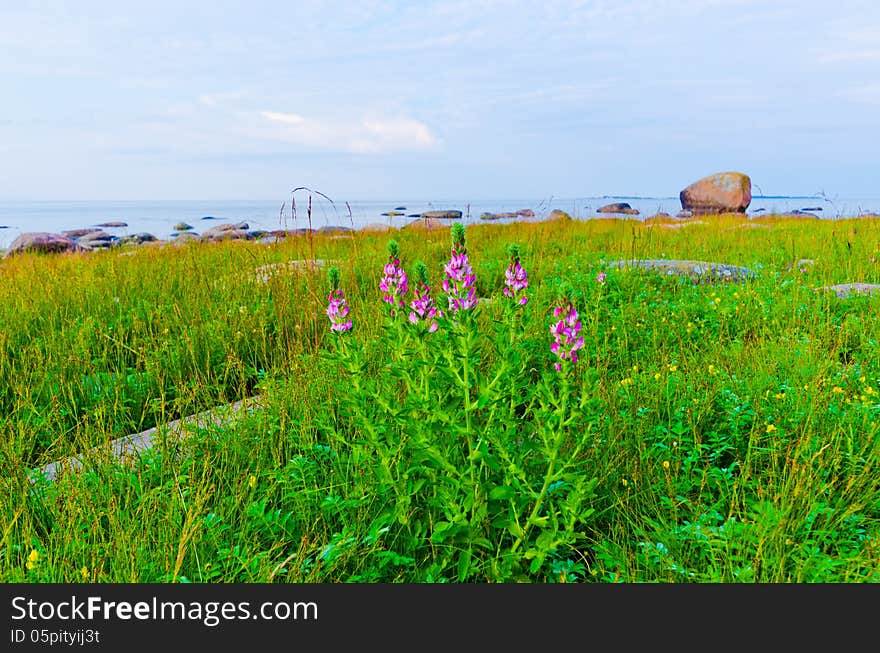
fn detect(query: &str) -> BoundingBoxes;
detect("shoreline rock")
[680,171,751,214]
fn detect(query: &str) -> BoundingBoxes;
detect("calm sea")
[0,196,878,249]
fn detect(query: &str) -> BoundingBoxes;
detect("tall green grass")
[2,214,879,581]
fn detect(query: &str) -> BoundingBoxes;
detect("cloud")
[261,110,305,125]
[261,111,438,154]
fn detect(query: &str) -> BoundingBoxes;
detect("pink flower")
[442,248,478,314]
[503,261,529,306]
[379,256,408,314]
[550,302,584,371]
[597,272,607,285]
[326,289,352,332]
[409,283,442,333]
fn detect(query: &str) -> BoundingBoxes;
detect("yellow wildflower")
[80,567,89,581]
[662,460,670,470]
[26,549,39,571]
[708,364,717,375]
[766,424,777,434]
[654,373,661,381]
[832,386,845,394]
[774,392,786,400]
[248,475,257,489]
[668,364,678,372]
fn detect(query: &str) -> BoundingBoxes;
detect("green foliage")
[3,214,880,583]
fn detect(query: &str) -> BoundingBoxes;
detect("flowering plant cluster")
[321,224,598,582]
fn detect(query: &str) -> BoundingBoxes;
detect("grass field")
[2,213,879,582]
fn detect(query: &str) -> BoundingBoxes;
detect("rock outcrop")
[3,233,82,257]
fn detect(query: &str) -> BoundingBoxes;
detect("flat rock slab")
[816,283,880,299]
[608,259,755,282]
[252,259,335,283]
[30,396,264,484]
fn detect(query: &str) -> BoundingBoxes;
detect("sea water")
[0,195,878,249]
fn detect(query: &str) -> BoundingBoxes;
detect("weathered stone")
[202,223,250,239]
[170,232,200,244]
[318,225,352,234]
[480,212,517,221]
[62,228,102,238]
[78,230,113,244]
[361,222,395,232]
[816,283,880,299]
[174,222,194,231]
[253,259,335,284]
[598,202,640,215]
[608,259,755,282]
[381,211,405,217]
[546,209,572,222]
[676,210,694,218]
[121,233,158,245]
[204,229,250,241]
[404,217,445,231]
[421,210,462,220]
[517,209,535,217]
[4,232,82,257]
[96,221,128,228]
[680,171,751,214]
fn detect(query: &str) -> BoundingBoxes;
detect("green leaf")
[457,548,472,581]
[490,485,515,500]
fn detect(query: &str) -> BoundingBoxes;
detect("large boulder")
[4,232,82,257]
[680,172,751,214]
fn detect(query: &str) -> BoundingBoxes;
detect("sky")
[1,0,879,201]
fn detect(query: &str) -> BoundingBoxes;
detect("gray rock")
[421,210,462,220]
[598,202,640,215]
[381,211,405,217]
[78,231,117,249]
[201,223,250,239]
[174,222,194,231]
[121,233,158,245]
[96,221,128,228]
[318,225,352,234]
[516,209,535,217]
[203,229,250,242]
[676,210,694,218]
[171,232,200,244]
[816,283,880,299]
[4,232,82,257]
[608,259,755,282]
[480,212,517,221]
[62,228,103,238]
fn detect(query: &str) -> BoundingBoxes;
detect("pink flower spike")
[550,302,583,372]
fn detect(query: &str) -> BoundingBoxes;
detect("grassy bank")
[2,214,879,582]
